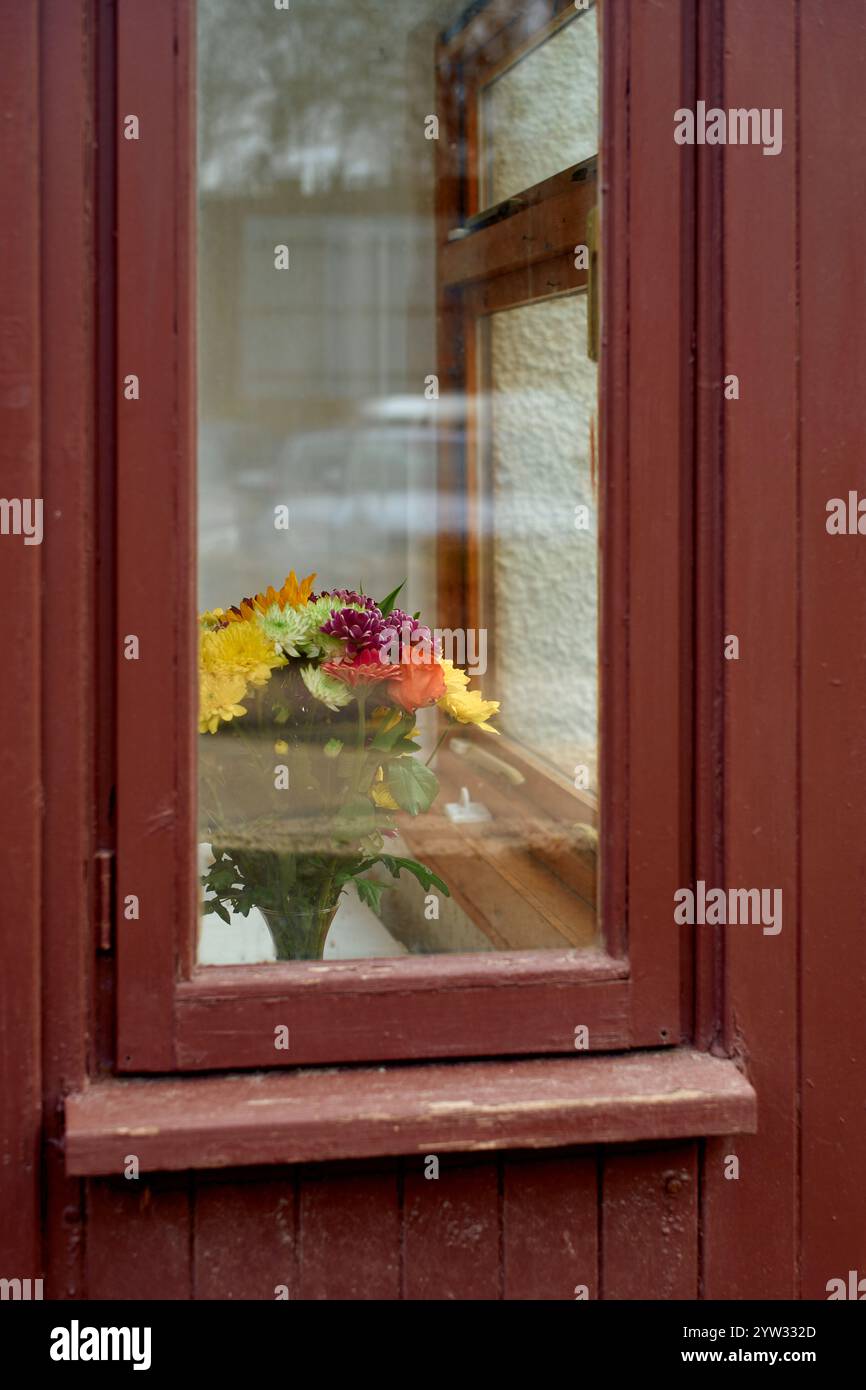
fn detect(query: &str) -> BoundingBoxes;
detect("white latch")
[445,786,492,824]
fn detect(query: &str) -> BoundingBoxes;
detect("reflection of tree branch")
[198,0,442,197]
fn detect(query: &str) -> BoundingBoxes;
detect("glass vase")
[260,899,340,961]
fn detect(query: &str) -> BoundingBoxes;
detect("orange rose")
[386,658,446,712]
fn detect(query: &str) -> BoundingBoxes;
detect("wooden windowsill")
[65,1050,756,1177]
[395,738,598,952]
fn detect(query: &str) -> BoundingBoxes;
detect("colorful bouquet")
[198,572,500,959]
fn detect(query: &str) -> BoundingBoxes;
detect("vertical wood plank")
[86,1178,192,1299]
[116,0,194,1069]
[403,1157,500,1300]
[39,0,96,1300]
[503,1152,597,1300]
[298,1167,400,1300]
[597,0,629,964]
[625,0,690,1043]
[692,0,724,1053]
[0,0,42,1283]
[702,0,799,1301]
[193,1172,296,1300]
[602,1146,698,1299]
[799,0,866,1301]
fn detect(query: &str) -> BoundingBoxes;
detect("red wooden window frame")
[115,0,693,1073]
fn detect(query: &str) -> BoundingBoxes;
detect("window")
[116,0,691,1071]
[196,0,600,967]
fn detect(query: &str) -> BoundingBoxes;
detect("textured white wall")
[489,294,598,788]
[484,5,598,206]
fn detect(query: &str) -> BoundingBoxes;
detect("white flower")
[300,663,352,711]
[257,603,310,657]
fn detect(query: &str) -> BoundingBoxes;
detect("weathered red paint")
[193,1171,296,1300]
[0,0,42,1286]
[64,1050,757,1176]
[799,0,866,1300]
[404,1159,501,1300]
[502,1152,598,1300]
[602,1146,699,1299]
[0,0,864,1303]
[702,0,800,1300]
[39,0,98,1301]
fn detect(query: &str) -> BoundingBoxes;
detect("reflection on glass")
[484,296,598,787]
[480,5,599,208]
[196,0,600,965]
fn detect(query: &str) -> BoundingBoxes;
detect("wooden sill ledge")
[65,1049,756,1177]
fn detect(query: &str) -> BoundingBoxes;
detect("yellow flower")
[371,765,399,810]
[439,658,471,695]
[199,671,248,734]
[371,784,400,810]
[438,687,500,734]
[225,570,317,623]
[199,608,226,630]
[200,620,286,688]
[371,706,403,734]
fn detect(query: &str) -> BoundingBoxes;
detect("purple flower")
[380,608,436,663]
[321,606,388,657]
[312,588,379,613]
[385,608,433,646]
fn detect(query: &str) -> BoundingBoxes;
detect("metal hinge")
[94,848,115,954]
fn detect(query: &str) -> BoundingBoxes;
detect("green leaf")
[386,758,439,815]
[377,581,405,618]
[332,794,379,842]
[392,737,422,755]
[355,877,390,914]
[209,863,238,892]
[365,854,451,898]
[395,857,450,896]
[371,710,414,752]
[323,737,343,758]
[203,897,232,924]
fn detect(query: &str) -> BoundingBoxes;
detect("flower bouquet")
[199,571,500,960]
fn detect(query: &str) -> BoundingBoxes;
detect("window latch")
[94,848,115,954]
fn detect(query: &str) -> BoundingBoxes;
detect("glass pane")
[480,5,599,208]
[196,0,600,965]
[484,296,598,789]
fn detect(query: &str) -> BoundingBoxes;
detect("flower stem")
[358,695,367,752]
[425,725,451,768]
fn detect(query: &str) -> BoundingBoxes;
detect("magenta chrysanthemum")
[312,589,379,613]
[321,605,388,657]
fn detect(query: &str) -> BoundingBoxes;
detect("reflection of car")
[198,395,596,608]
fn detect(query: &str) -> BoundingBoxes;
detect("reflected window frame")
[432,0,600,936]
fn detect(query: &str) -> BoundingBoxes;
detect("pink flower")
[323,649,402,687]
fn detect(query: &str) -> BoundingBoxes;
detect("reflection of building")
[198,203,439,609]
[198,0,456,609]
